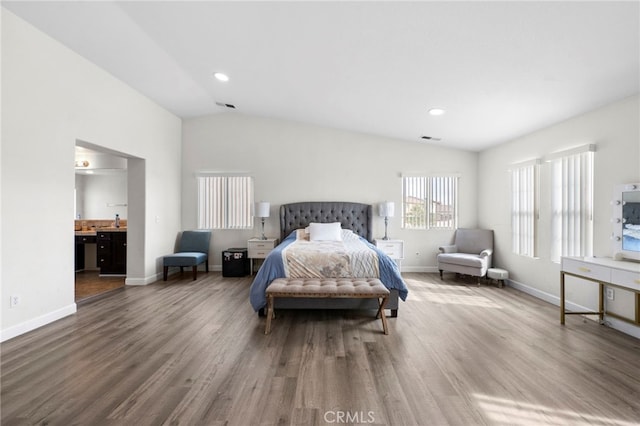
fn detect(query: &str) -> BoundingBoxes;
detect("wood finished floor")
[2,272,640,426]
[75,270,125,302]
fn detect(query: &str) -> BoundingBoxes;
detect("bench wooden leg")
[378,296,389,335]
[163,266,169,281]
[265,295,274,335]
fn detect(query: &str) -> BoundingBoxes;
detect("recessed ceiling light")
[213,72,229,82]
[428,108,446,116]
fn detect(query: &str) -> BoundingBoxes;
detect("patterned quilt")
[282,237,380,278]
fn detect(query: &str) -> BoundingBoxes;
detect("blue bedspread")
[249,232,409,311]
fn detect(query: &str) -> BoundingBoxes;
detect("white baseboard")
[508,278,640,339]
[126,264,223,285]
[507,278,567,307]
[602,317,640,339]
[1,303,77,343]
[400,266,439,273]
[125,274,161,285]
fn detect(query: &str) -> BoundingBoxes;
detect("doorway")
[74,141,139,302]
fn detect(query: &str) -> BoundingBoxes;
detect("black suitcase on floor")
[222,248,249,277]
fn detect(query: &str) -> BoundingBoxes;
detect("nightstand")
[248,237,278,274]
[374,239,404,269]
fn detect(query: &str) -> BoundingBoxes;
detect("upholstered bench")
[265,278,390,335]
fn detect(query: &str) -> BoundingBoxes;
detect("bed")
[249,201,408,316]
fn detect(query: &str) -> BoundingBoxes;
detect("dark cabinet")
[75,235,96,272]
[97,232,127,275]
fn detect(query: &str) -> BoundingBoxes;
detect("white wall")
[1,10,183,341]
[182,113,478,271]
[478,95,640,335]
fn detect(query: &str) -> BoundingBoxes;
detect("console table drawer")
[562,258,610,282]
[611,269,640,291]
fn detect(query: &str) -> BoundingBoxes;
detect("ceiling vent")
[216,102,236,109]
[421,135,442,142]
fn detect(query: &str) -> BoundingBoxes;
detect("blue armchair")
[163,230,211,281]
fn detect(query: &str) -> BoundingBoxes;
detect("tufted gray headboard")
[280,202,373,242]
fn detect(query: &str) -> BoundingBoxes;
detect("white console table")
[560,256,640,325]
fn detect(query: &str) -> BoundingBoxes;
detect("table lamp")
[256,201,270,240]
[378,201,395,240]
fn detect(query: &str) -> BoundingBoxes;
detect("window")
[402,175,458,230]
[197,175,254,229]
[510,160,539,257]
[548,145,595,262]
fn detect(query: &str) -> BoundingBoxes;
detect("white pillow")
[309,222,342,241]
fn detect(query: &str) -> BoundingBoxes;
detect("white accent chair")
[437,229,494,284]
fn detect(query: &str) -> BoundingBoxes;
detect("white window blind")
[549,146,594,262]
[402,175,458,230]
[197,175,254,229]
[403,176,427,229]
[511,160,539,257]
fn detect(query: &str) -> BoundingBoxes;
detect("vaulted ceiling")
[4,1,639,151]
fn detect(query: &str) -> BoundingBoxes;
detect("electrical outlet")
[10,295,21,308]
[606,288,615,301]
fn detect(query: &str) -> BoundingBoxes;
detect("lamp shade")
[378,201,395,218]
[256,201,270,218]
